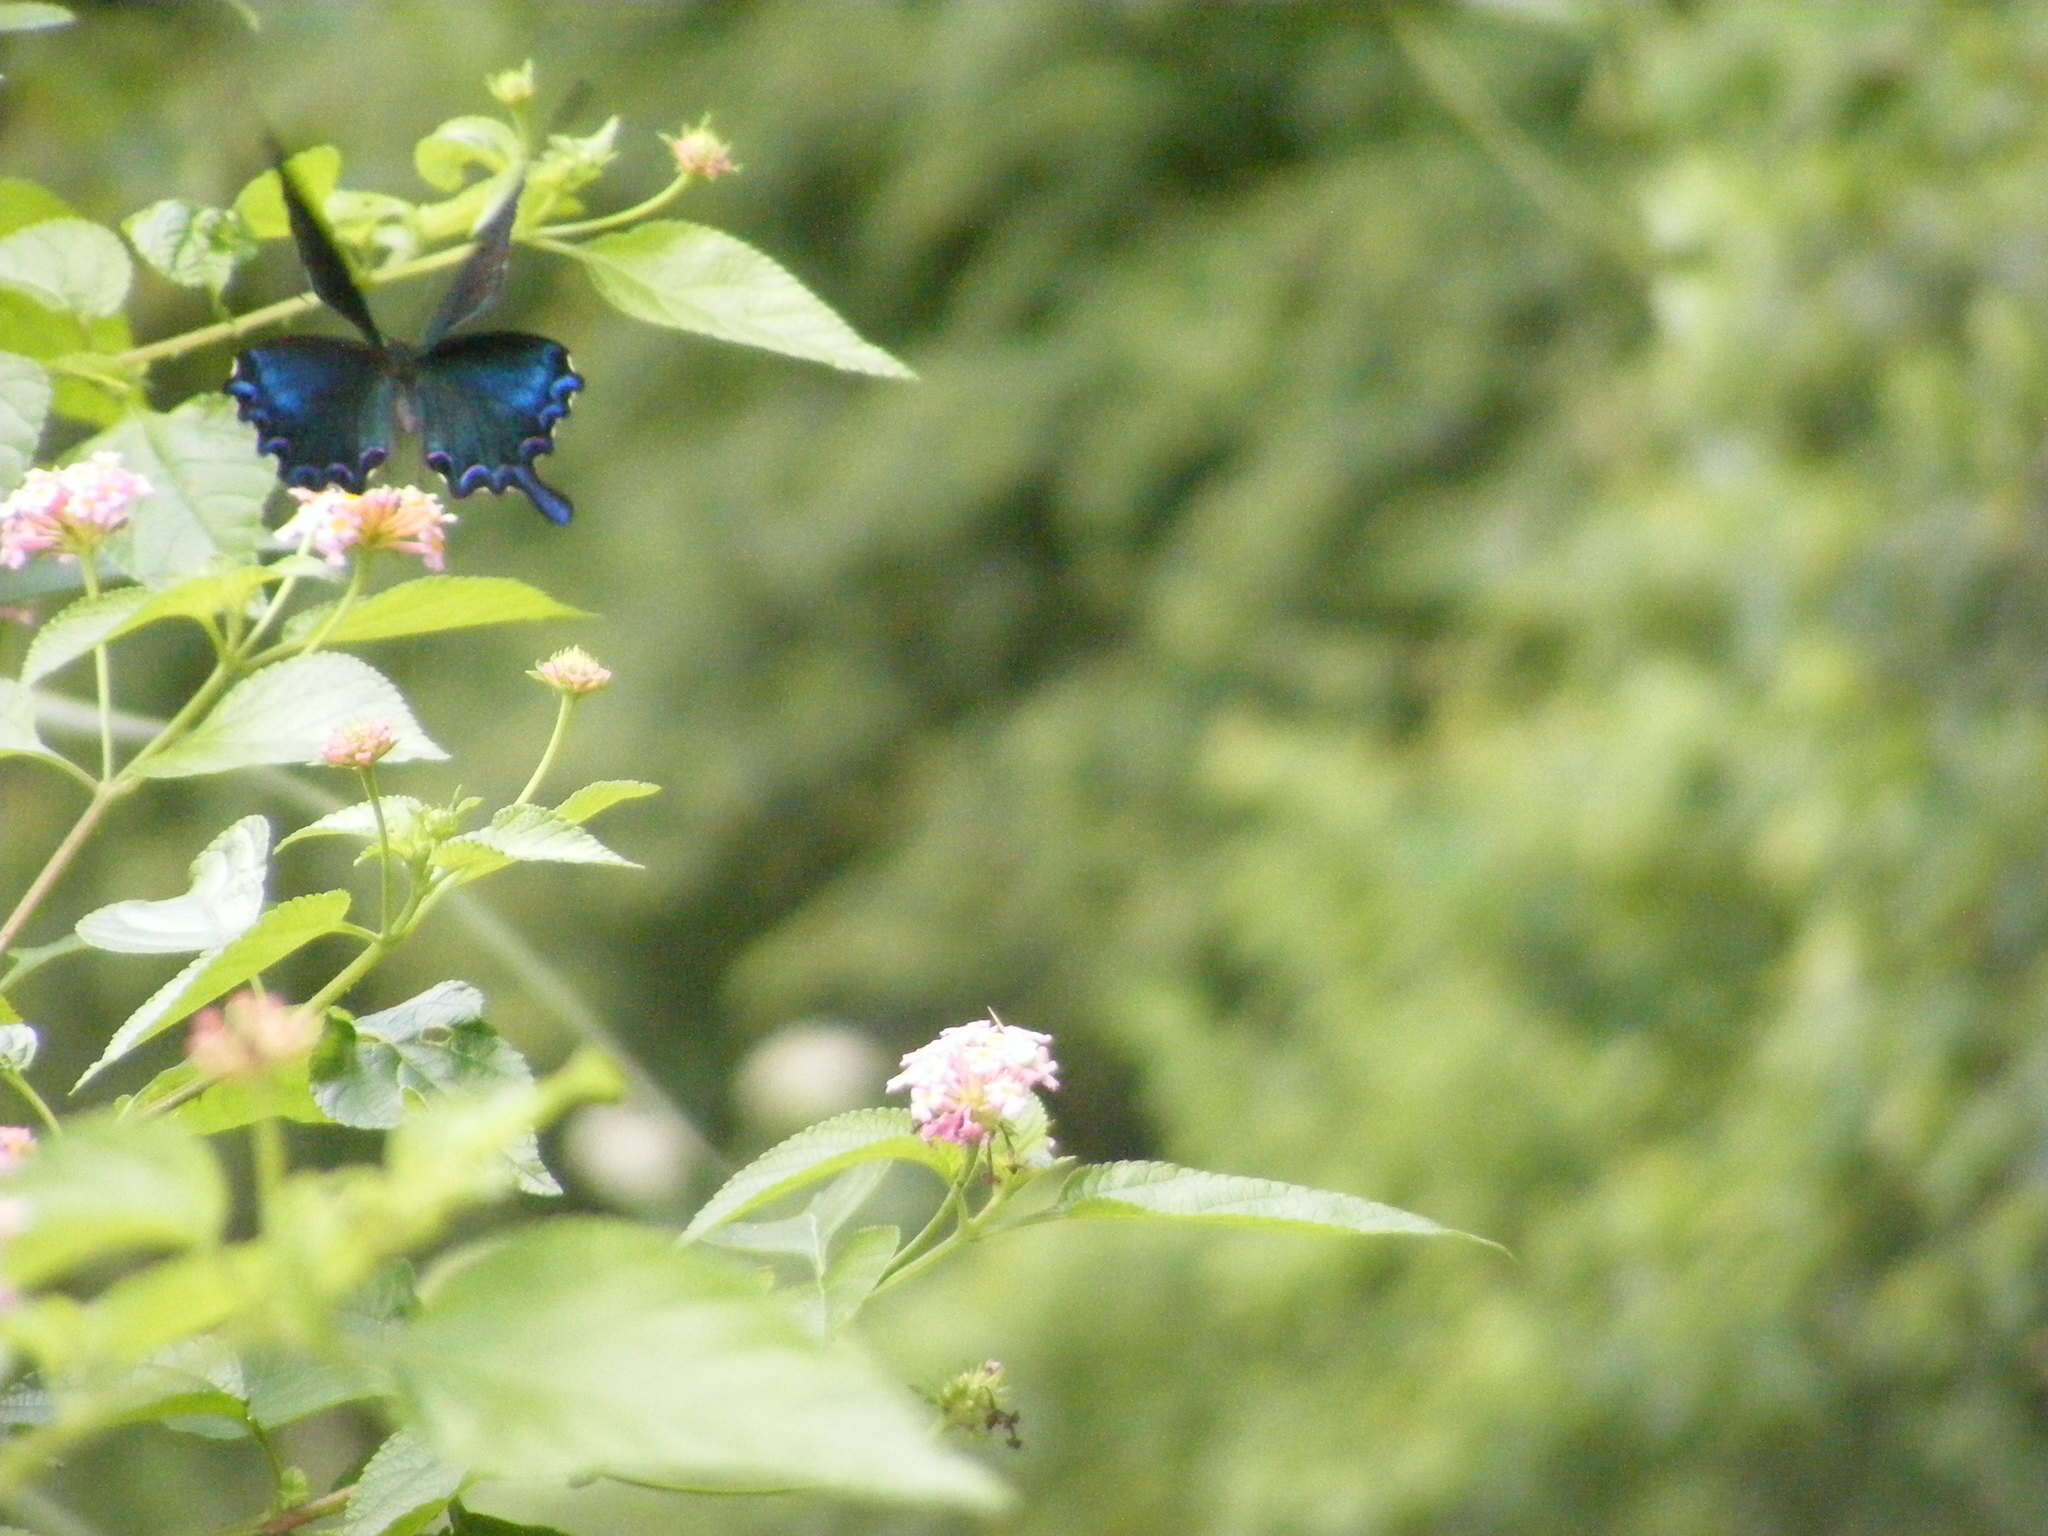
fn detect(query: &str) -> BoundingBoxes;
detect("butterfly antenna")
[271,148,383,348]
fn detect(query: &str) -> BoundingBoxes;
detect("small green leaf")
[1048,1161,1502,1248]
[0,219,131,318]
[77,890,353,1087]
[0,179,72,237]
[381,1219,1006,1509]
[284,576,587,647]
[76,815,271,955]
[340,1429,463,1536]
[0,289,129,424]
[175,1058,325,1136]
[415,115,523,193]
[233,147,341,241]
[553,779,660,825]
[559,221,915,379]
[88,395,273,585]
[122,199,258,296]
[2,1115,227,1287]
[683,1108,964,1239]
[0,4,74,32]
[136,653,447,779]
[816,1224,899,1334]
[279,795,433,852]
[0,350,50,494]
[433,804,636,876]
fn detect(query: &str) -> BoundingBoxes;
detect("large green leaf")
[1,1115,227,1287]
[0,349,49,494]
[559,221,915,379]
[314,981,556,1195]
[0,289,129,424]
[283,576,587,647]
[175,1059,325,1135]
[0,179,72,236]
[122,199,258,297]
[87,396,273,585]
[552,779,660,825]
[683,1108,964,1239]
[0,218,130,317]
[381,1219,1006,1509]
[340,1429,464,1536]
[76,890,353,1087]
[1047,1161,1501,1248]
[21,564,275,685]
[136,653,446,778]
[75,815,271,954]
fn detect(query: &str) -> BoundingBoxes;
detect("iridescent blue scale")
[225,159,582,524]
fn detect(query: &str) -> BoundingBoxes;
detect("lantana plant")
[0,59,1492,1536]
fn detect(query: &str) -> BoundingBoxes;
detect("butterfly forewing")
[420,177,523,351]
[272,157,383,348]
[413,331,583,524]
[226,337,396,492]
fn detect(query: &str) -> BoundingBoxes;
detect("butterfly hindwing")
[412,331,583,524]
[226,336,396,492]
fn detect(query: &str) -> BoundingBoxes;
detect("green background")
[4,1,2047,1531]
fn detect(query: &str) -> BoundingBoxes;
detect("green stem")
[0,934,83,994]
[302,939,388,1017]
[537,171,691,240]
[2,1068,61,1139]
[515,694,576,805]
[290,557,365,658]
[361,763,393,934]
[77,557,115,780]
[249,1116,287,1230]
[210,1482,355,1536]
[0,781,121,958]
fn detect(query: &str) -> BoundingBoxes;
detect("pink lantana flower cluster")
[278,484,456,571]
[319,719,398,768]
[887,1016,1059,1147]
[0,452,153,570]
[186,990,319,1079]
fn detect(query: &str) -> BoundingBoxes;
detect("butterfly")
[225,160,583,524]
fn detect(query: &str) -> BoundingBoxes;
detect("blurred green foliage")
[6,0,2048,1531]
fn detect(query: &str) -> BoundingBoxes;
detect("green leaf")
[283,576,587,647]
[122,199,258,296]
[0,349,49,494]
[23,564,275,685]
[0,290,130,424]
[0,4,73,31]
[560,221,915,379]
[243,1261,412,1428]
[135,653,447,779]
[0,179,72,237]
[553,779,660,825]
[175,1058,325,1136]
[313,981,557,1195]
[279,795,433,852]
[432,804,637,876]
[415,115,523,193]
[382,1219,1006,1509]
[703,1163,889,1259]
[341,1429,464,1536]
[233,147,341,241]
[815,1224,899,1334]
[683,1108,964,1239]
[2,1115,227,1287]
[1048,1161,1502,1247]
[0,677,60,762]
[87,395,273,585]
[447,1510,574,1536]
[0,219,131,318]
[76,815,271,955]
[76,890,353,1087]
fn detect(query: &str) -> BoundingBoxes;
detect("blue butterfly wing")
[226,337,395,492]
[413,331,583,525]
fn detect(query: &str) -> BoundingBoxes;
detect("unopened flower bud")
[529,645,612,697]
[320,720,397,769]
[186,990,319,1078]
[488,60,536,107]
[0,1128,35,1173]
[666,121,736,182]
[0,1024,38,1072]
[932,1360,1022,1449]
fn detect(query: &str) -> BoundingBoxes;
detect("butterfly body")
[226,161,582,524]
